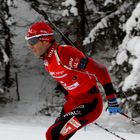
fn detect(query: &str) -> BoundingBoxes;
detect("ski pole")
[120,112,140,125]
[94,122,126,140]
[32,6,76,47]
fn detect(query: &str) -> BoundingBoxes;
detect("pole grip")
[32,6,76,47]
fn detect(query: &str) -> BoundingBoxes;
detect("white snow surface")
[0,120,140,140]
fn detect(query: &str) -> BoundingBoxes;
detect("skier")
[25,21,122,140]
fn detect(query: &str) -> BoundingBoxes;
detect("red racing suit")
[43,44,117,140]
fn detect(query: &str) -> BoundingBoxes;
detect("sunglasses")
[26,33,54,46]
[27,37,40,46]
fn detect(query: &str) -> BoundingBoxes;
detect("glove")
[107,98,122,114]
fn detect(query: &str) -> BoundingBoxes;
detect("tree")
[110,2,140,117]
[0,0,15,90]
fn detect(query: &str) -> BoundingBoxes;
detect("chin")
[33,53,40,57]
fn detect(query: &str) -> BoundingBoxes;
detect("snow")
[127,37,140,57]
[127,94,137,101]
[6,16,16,26]
[0,123,46,140]
[111,2,140,91]
[116,50,128,65]
[69,6,78,16]
[61,0,76,7]
[104,0,122,6]
[0,111,140,140]
[83,2,130,45]
[62,9,69,17]
[115,2,140,91]
[61,0,78,16]
[83,17,108,45]
[1,48,9,64]
[125,2,140,35]
[0,88,4,93]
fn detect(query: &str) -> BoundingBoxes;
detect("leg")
[46,116,81,140]
[46,93,103,140]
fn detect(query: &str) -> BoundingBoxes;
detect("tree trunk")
[1,0,12,87]
[4,39,11,87]
[1,20,12,87]
[76,0,86,52]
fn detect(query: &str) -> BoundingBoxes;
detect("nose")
[28,45,36,52]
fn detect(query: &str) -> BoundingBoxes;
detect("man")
[25,21,121,140]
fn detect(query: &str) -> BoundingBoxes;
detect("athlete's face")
[28,39,51,57]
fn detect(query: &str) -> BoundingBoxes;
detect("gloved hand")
[107,98,122,114]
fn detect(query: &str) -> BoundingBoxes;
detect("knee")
[45,127,52,140]
[45,125,61,140]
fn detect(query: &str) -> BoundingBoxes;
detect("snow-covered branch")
[83,2,132,45]
[125,2,140,35]
[104,0,122,6]
[114,2,140,91]
[0,47,9,64]
[61,0,78,16]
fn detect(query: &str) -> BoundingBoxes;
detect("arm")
[85,58,122,114]
[59,45,86,69]
[60,45,116,99]
[85,58,116,99]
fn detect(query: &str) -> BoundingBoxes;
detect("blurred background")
[0,0,140,120]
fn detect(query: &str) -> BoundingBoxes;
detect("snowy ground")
[0,114,140,140]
